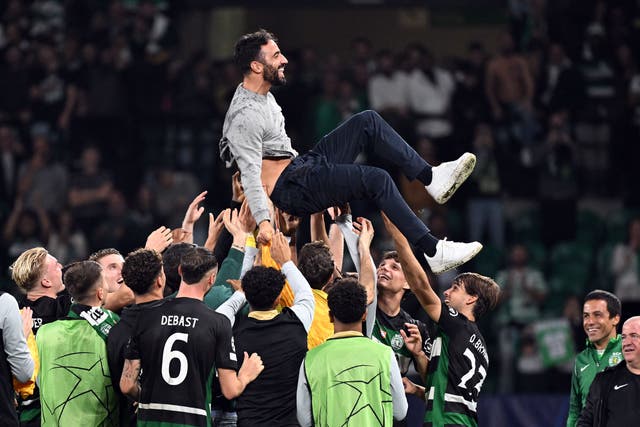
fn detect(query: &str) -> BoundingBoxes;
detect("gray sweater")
[1,292,34,383]
[220,84,298,224]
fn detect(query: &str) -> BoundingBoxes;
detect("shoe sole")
[433,153,476,204]
[430,242,483,274]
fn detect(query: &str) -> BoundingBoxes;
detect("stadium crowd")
[1,0,640,426]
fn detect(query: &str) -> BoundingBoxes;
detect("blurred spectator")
[486,32,538,164]
[77,42,128,118]
[406,45,456,159]
[495,243,548,392]
[537,113,578,246]
[312,72,342,141]
[537,42,585,118]
[145,165,199,227]
[336,77,366,122]
[0,45,31,122]
[611,217,640,303]
[174,51,215,117]
[46,209,88,265]
[0,125,25,213]
[68,145,114,234]
[350,36,375,73]
[3,198,50,263]
[29,43,78,131]
[451,43,490,151]
[17,130,68,213]
[466,123,505,250]
[129,184,156,232]
[91,190,143,254]
[515,326,546,392]
[367,50,412,139]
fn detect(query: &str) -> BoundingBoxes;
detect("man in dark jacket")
[106,249,166,427]
[578,316,640,426]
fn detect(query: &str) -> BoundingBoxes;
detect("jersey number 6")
[162,332,189,385]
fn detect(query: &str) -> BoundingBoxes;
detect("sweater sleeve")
[0,294,34,383]
[226,108,271,224]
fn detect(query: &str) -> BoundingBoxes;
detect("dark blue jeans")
[271,110,432,246]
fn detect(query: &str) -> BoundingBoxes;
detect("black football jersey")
[126,297,237,427]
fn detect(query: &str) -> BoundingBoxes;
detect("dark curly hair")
[328,277,367,324]
[242,266,286,311]
[298,241,334,290]
[235,29,277,75]
[122,249,163,295]
[64,260,103,303]
[162,243,196,292]
[180,247,217,285]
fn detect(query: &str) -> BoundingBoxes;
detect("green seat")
[550,241,593,276]
[576,209,604,245]
[523,240,547,271]
[594,242,616,292]
[509,209,541,242]
[547,271,588,297]
[606,209,640,244]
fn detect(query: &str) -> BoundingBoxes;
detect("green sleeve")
[566,363,581,427]
[203,248,244,310]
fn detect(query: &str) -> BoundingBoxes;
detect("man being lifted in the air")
[220,29,481,274]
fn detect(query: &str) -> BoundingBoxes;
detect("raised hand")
[400,323,423,357]
[145,226,173,253]
[353,217,374,249]
[269,232,291,266]
[182,191,207,232]
[238,200,257,234]
[204,211,225,250]
[257,220,274,245]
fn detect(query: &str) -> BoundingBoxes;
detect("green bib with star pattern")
[304,335,393,427]
[36,317,118,426]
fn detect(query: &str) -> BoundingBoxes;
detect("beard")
[263,62,286,86]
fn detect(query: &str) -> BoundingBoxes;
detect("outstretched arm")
[353,217,376,306]
[382,213,442,322]
[180,190,208,244]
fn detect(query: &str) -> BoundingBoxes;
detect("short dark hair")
[381,250,400,263]
[328,277,366,324]
[180,247,217,285]
[298,241,334,290]
[122,249,163,295]
[585,290,621,319]
[64,260,103,302]
[242,266,286,311]
[163,243,196,292]
[89,248,121,263]
[454,272,500,318]
[234,29,276,74]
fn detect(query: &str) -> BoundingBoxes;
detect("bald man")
[578,316,640,426]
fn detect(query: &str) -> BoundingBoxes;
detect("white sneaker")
[425,239,483,274]
[426,152,476,204]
